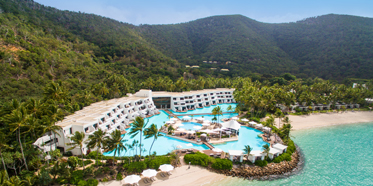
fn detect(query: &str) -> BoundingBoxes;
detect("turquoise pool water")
[180,122,203,130]
[207,122,373,186]
[144,110,170,128]
[171,103,237,115]
[212,126,269,152]
[177,113,239,122]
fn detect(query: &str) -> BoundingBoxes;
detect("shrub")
[87,151,104,159]
[184,152,212,167]
[116,172,123,180]
[145,156,171,169]
[273,156,284,163]
[63,151,73,156]
[211,158,233,170]
[255,160,268,167]
[103,167,111,174]
[67,156,79,170]
[124,161,147,173]
[287,140,296,154]
[77,180,88,186]
[83,166,94,177]
[94,168,103,177]
[102,178,108,182]
[249,117,261,123]
[87,179,99,186]
[70,170,84,185]
[78,159,93,167]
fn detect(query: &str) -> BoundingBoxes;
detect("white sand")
[99,111,373,186]
[98,157,226,186]
[288,111,373,130]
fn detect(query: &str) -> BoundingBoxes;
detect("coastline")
[288,111,373,131]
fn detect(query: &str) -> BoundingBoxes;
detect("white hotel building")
[33,88,235,155]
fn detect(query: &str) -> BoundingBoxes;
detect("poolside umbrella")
[177,128,185,131]
[200,133,207,137]
[204,120,212,123]
[166,121,174,124]
[212,148,223,153]
[182,116,191,120]
[142,169,157,178]
[186,143,193,146]
[231,117,239,120]
[249,121,257,125]
[176,145,183,149]
[196,117,204,121]
[202,123,210,126]
[159,164,174,172]
[174,123,184,127]
[241,118,249,122]
[123,175,141,185]
[170,118,178,121]
[186,130,196,134]
[193,126,202,130]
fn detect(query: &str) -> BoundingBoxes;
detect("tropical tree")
[0,132,11,176]
[2,107,29,170]
[262,144,270,160]
[129,117,149,158]
[144,124,163,155]
[226,105,233,118]
[104,130,127,166]
[243,145,252,160]
[66,131,86,170]
[274,108,283,128]
[212,106,223,123]
[86,129,106,166]
[167,125,174,135]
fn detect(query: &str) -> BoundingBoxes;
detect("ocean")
[207,122,373,186]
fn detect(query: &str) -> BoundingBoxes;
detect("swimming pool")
[171,103,237,115]
[212,126,269,152]
[178,113,239,122]
[144,110,170,128]
[180,122,203,130]
[103,128,210,156]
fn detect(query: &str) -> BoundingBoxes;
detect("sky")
[34,0,373,25]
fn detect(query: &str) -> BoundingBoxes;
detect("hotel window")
[204,94,207,96]
[69,128,73,134]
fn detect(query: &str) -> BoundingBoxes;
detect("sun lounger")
[210,153,214,156]
[150,177,156,181]
[181,149,187,153]
[143,178,149,184]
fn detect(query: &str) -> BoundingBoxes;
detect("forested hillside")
[0,0,372,103]
[138,14,373,80]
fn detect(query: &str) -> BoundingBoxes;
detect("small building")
[228,150,244,162]
[213,61,217,64]
[248,150,266,163]
[191,65,200,68]
[210,68,217,70]
[220,69,229,72]
[185,65,190,68]
[268,147,282,160]
[203,61,207,63]
[272,143,288,153]
[209,61,212,63]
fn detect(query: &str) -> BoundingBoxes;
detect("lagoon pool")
[212,126,269,152]
[171,103,237,115]
[104,108,266,156]
[180,122,203,130]
[178,113,239,122]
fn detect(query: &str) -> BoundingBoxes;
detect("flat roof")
[152,88,235,97]
[56,94,150,128]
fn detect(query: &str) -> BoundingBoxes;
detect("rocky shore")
[208,145,304,181]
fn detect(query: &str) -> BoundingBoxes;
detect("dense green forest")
[0,0,372,103]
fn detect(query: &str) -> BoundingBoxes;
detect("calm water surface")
[208,122,373,186]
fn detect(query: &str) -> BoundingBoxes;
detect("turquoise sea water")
[208,122,373,186]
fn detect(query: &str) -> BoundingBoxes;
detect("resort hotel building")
[33,88,235,155]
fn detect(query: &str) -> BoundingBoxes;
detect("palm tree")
[104,130,127,166]
[243,145,252,161]
[212,106,223,123]
[0,131,11,176]
[43,82,67,102]
[86,129,106,166]
[129,117,148,158]
[42,118,62,152]
[167,125,174,135]
[262,144,270,160]
[227,105,233,118]
[144,124,163,155]
[2,107,29,170]
[66,131,86,170]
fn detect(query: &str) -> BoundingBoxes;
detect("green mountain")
[138,14,373,80]
[0,0,372,102]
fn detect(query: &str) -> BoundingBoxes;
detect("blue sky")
[35,0,373,25]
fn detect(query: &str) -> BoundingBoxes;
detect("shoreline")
[288,111,373,131]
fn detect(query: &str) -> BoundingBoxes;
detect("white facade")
[153,88,235,112]
[33,90,158,155]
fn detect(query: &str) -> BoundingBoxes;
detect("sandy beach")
[99,111,373,186]
[289,111,373,130]
[98,157,226,186]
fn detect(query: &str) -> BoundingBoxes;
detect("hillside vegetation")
[0,0,372,103]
